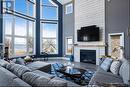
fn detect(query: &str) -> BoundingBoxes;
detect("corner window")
[65,3,73,14]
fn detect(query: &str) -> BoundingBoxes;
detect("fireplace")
[80,50,96,64]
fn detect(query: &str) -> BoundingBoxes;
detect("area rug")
[49,63,95,86]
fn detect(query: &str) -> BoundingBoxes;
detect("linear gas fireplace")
[80,50,96,64]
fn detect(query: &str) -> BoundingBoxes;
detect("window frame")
[65,3,73,14]
[40,21,59,54]
[40,0,58,20]
[65,36,73,55]
[4,17,36,57]
[40,0,59,55]
[3,0,36,58]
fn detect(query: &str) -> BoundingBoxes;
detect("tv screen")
[77,25,100,42]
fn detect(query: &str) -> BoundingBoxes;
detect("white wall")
[74,0,105,65]
[74,0,105,45]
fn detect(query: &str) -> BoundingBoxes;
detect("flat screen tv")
[77,25,100,42]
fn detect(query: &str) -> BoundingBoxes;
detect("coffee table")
[56,66,91,85]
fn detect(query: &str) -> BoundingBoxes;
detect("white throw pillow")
[110,60,122,75]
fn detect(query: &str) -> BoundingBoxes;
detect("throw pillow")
[48,79,67,87]
[16,58,25,65]
[24,56,33,62]
[110,60,122,75]
[100,58,113,71]
[0,59,9,68]
[11,59,17,63]
[99,58,106,65]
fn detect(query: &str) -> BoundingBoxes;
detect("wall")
[74,0,105,45]
[0,1,3,43]
[105,0,130,59]
[74,0,105,64]
[63,1,74,56]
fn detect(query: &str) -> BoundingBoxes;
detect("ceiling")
[57,0,72,4]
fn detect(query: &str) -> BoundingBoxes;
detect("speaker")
[4,47,9,58]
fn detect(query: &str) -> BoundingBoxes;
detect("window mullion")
[12,16,15,57]
[27,21,29,55]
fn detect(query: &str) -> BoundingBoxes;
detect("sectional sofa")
[0,59,80,87]
[89,58,130,86]
[0,58,129,87]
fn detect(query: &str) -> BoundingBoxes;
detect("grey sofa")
[12,58,51,73]
[0,59,80,87]
[0,65,32,87]
[89,58,130,86]
[26,61,51,73]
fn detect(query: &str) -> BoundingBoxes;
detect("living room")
[0,0,130,87]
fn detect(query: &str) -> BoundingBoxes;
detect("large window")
[3,0,61,57]
[3,0,36,57]
[66,37,73,55]
[15,0,35,17]
[40,0,59,54]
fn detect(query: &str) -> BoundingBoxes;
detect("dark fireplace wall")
[105,0,130,59]
[80,50,96,64]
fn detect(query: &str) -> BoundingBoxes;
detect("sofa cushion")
[6,63,31,78]
[52,77,80,87]
[22,72,40,86]
[97,67,122,79]
[48,79,67,87]
[12,78,31,87]
[34,76,51,87]
[26,61,51,72]
[92,81,128,87]
[32,70,55,79]
[22,72,52,87]
[100,58,113,71]
[89,71,123,85]
[119,59,130,84]
[0,66,17,86]
[14,64,31,78]
[110,60,122,75]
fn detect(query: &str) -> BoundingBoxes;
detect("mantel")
[74,44,106,47]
